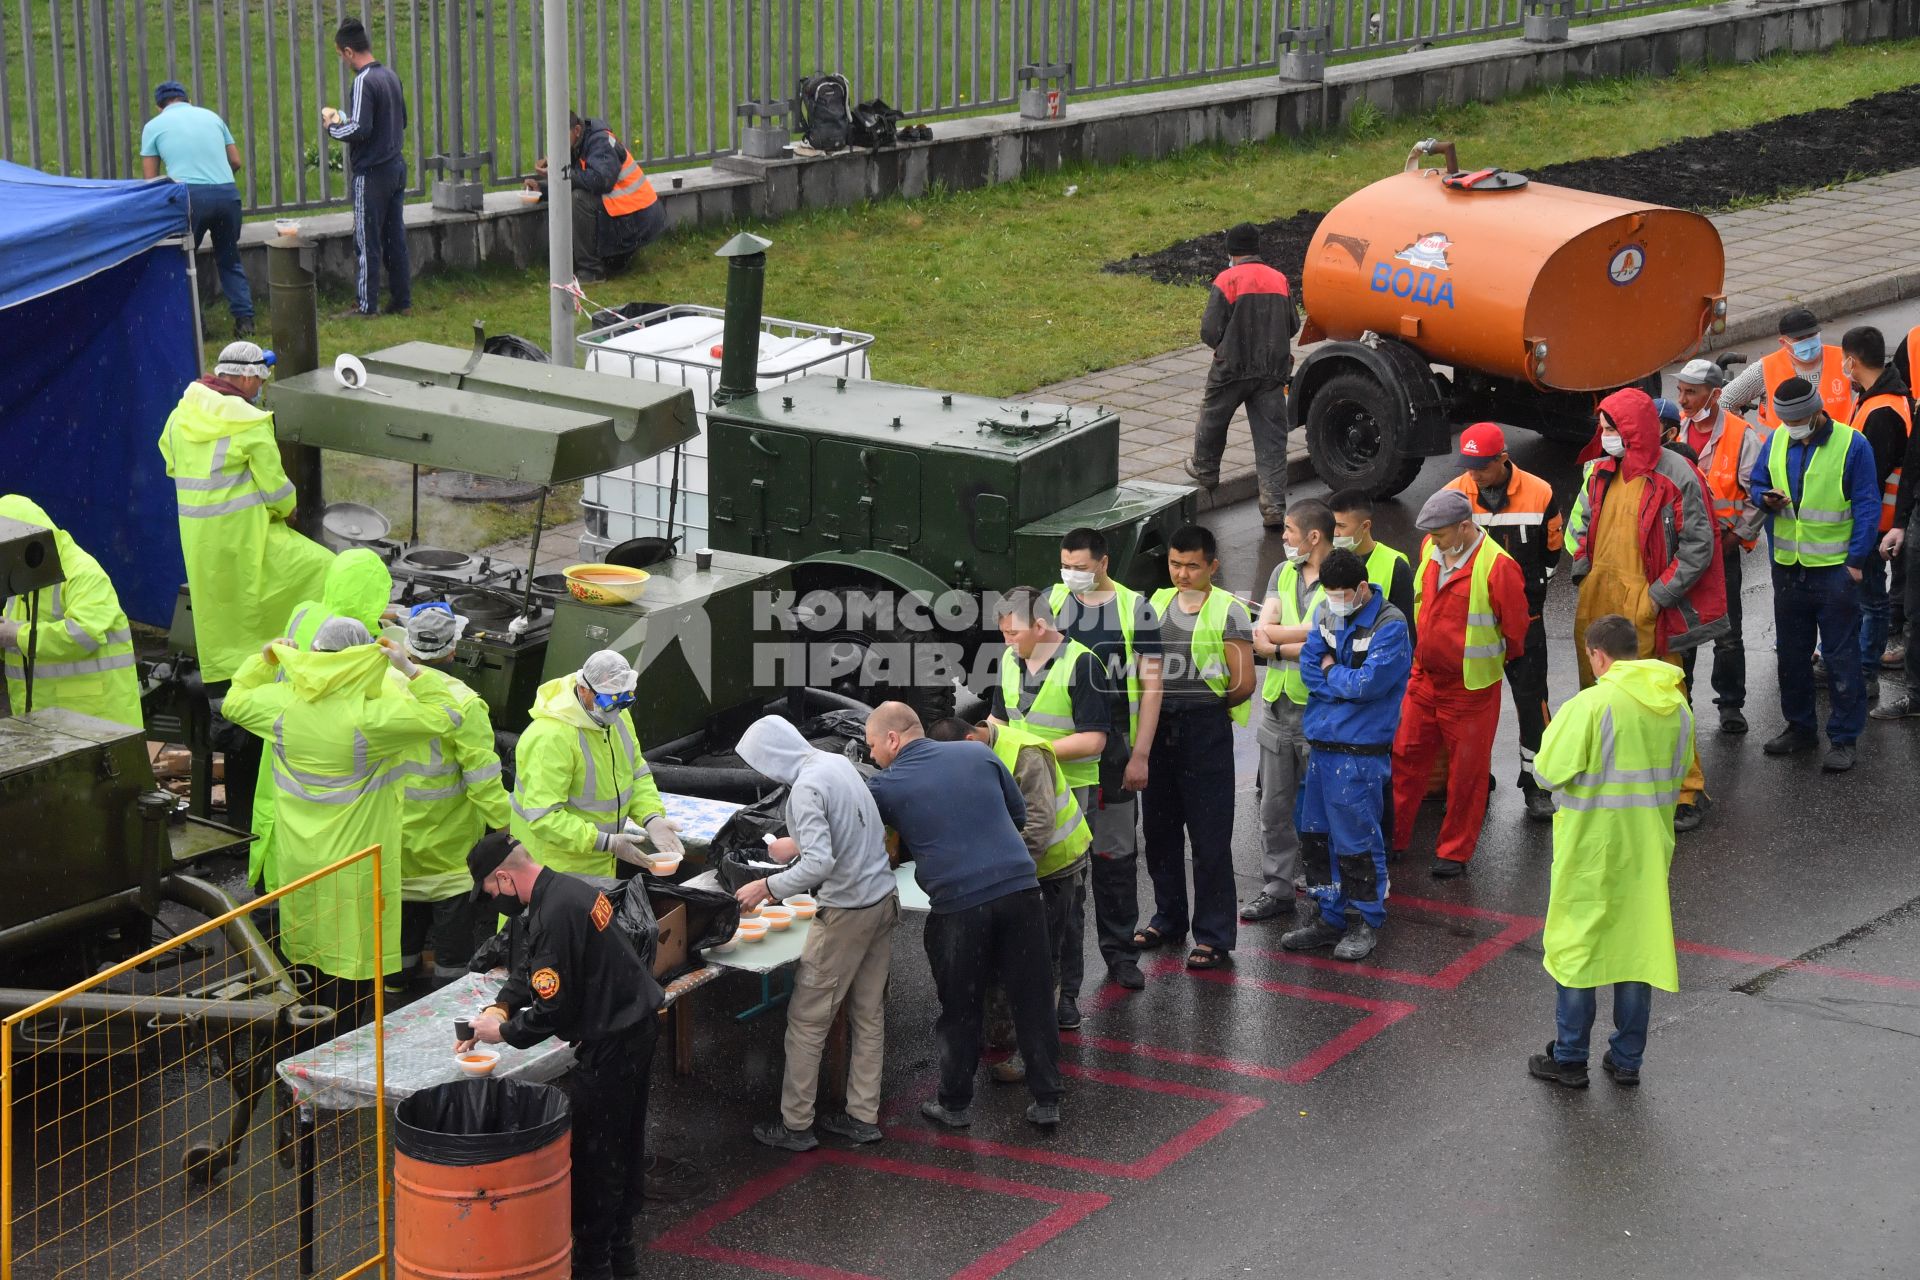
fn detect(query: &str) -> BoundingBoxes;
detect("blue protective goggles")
[410,600,455,619]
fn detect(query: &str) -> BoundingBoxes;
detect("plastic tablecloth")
[680,864,930,975]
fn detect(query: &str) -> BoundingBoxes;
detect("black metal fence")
[0,0,1703,215]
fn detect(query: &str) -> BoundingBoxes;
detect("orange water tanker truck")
[1294,140,1727,496]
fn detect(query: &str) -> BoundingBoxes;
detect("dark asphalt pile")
[1106,82,1920,290]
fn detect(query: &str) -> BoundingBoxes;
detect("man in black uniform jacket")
[460,832,663,1280]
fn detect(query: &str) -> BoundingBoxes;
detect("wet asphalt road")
[625,300,1920,1280]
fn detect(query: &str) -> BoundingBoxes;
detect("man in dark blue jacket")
[1281,550,1413,962]
[864,701,1065,1129]
[323,16,411,317]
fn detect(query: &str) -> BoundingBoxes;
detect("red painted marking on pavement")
[1238,917,1541,990]
[651,1148,1108,1280]
[884,1062,1265,1179]
[1674,939,1920,992]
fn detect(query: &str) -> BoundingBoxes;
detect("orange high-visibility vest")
[1700,408,1762,549]
[1757,346,1851,430]
[598,132,658,216]
[1852,389,1914,532]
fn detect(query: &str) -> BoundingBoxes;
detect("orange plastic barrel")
[394,1079,573,1280]
[1302,167,1725,391]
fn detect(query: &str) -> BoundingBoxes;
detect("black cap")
[1778,307,1819,340]
[1225,222,1261,256]
[467,830,515,902]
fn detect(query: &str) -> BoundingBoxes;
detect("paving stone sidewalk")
[1029,167,1920,509]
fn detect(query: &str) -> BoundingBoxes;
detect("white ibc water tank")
[578,307,875,549]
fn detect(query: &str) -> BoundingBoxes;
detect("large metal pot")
[320,502,391,551]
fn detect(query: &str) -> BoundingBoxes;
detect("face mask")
[1785,422,1814,442]
[1284,544,1305,564]
[490,892,526,918]
[1060,568,1097,594]
[1791,336,1823,363]
[586,702,624,726]
[1687,404,1712,424]
[1600,433,1626,458]
[1325,593,1359,618]
[1332,535,1359,551]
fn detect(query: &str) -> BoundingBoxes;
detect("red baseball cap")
[1457,422,1505,465]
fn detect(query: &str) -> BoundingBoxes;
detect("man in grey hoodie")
[734,715,899,1151]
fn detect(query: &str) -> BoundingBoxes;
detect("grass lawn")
[242,38,1920,404]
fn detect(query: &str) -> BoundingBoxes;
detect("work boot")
[1821,742,1857,773]
[1107,958,1146,990]
[1281,917,1344,951]
[1673,795,1710,833]
[1600,1051,1641,1088]
[919,1100,973,1128]
[1182,458,1220,488]
[1870,693,1920,720]
[751,1121,818,1152]
[1430,856,1465,879]
[1025,1101,1062,1127]
[1763,728,1818,756]
[1055,994,1082,1030]
[1239,891,1290,921]
[232,315,255,339]
[1719,706,1748,735]
[1882,642,1906,671]
[1528,1046,1589,1089]
[1331,921,1378,961]
[818,1113,885,1144]
[1521,776,1556,821]
[643,1153,711,1203]
[1259,503,1286,529]
[989,1054,1028,1085]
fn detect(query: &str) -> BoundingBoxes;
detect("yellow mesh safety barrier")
[2,846,388,1280]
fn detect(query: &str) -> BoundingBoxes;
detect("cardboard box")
[650,900,688,979]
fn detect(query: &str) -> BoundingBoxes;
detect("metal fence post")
[87,0,117,178]
[1017,0,1072,120]
[1278,0,1330,81]
[1523,0,1573,42]
[429,0,489,210]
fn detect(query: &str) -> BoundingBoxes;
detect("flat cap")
[1415,488,1474,531]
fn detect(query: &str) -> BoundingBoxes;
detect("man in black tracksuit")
[1185,221,1299,528]
[463,833,662,1280]
[324,17,411,317]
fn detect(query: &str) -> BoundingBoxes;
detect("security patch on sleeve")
[590,893,614,932]
[531,967,561,1000]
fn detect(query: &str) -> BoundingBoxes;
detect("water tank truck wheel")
[1305,371,1427,498]
[807,584,960,724]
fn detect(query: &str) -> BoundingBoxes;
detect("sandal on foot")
[1185,945,1228,970]
[1132,926,1181,951]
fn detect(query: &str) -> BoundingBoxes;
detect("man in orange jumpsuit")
[1567,389,1728,831]
[1390,489,1532,879]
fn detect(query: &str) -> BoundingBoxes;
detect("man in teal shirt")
[141,80,253,337]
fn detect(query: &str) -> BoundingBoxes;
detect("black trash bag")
[850,97,905,149]
[652,878,743,958]
[710,788,791,892]
[394,1078,570,1167]
[483,334,550,363]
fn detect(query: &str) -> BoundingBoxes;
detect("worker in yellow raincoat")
[0,495,143,728]
[246,548,395,890]
[395,603,510,984]
[223,616,461,987]
[1526,613,1689,1091]
[511,649,683,876]
[158,341,333,683]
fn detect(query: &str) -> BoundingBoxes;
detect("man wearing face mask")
[1281,550,1412,961]
[158,341,335,684]
[1837,327,1913,704]
[1443,424,1564,816]
[1243,499,1332,923]
[1751,378,1884,771]
[1722,308,1854,430]
[511,649,685,877]
[1327,490,1416,637]
[461,832,663,1280]
[1390,490,1530,878]
[1048,528,1162,995]
[1567,389,1726,827]
[1669,360,1765,736]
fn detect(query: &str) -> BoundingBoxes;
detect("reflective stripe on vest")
[600,133,658,216]
[1413,534,1511,690]
[1150,586,1252,727]
[510,716,645,835]
[1701,409,1762,547]
[1551,701,1694,813]
[1766,423,1859,567]
[1757,346,1852,430]
[1851,391,1913,533]
[2,569,138,685]
[1048,581,1143,743]
[1261,560,1324,706]
[989,724,1092,873]
[999,637,1101,789]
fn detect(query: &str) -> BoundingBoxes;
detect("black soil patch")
[1107,82,1920,291]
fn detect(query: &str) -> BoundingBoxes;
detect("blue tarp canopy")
[0,161,200,625]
